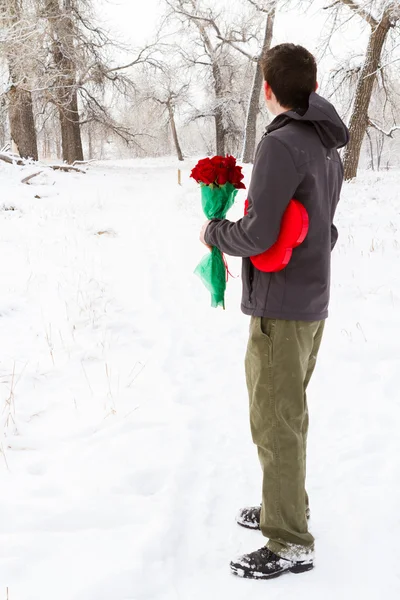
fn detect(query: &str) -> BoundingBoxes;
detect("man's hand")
[200,220,212,251]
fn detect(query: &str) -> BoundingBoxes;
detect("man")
[200,44,349,580]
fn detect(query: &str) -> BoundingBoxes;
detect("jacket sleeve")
[331,224,338,251]
[204,136,302,258]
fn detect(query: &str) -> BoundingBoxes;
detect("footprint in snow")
[127,469,167,497]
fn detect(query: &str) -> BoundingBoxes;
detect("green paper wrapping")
[195,182,238,308]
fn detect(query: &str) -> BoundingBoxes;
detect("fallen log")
[0,152,25,166]
[21,171,44,185]
[49,164,86,174]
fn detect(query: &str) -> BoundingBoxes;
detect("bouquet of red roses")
[191,155,245,309]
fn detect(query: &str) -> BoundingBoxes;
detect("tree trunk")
[46,0,84,163]
[88,125,93,159]
[214,105,225,156]
[2,0,38,160]
[376,132,385,171]
[342,14,393,180]
[167,102,184,161]
[42,131,50,159]
[58,87,84,164]
[8,85,38,161]
[212,63,225,155]
[242,4,276,164]
[194,21,226,155]
[366,129,374,170]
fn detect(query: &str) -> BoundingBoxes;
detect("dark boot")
[230,546,313,580]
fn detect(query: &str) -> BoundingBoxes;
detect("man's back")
[242,93,348,320]
[206,93,349,321]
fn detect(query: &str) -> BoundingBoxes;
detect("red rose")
[225,155,237,170]
[216,169,229,185]
[190,166,200,181]
[211,156,229,186]
[210,156,225,167]
[231,166,246,189]
[197,158,212,167]
[201,165,217,185]
[191,158,217,185]
[191,155,246,189]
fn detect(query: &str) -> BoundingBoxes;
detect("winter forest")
[0,0,399,178]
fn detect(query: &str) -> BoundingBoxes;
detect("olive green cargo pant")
[245,317,325,558]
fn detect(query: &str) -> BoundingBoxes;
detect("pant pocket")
[259,318,277,343]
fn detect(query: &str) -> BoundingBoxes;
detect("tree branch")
[49,165,86,174]
[105,44,165,73]
[216,35,257,61]
[0,152,25,166]
[326,0,378,28]
[166,0,223,38]
[247,0,275,13]
[21,171,44,184]
[368,118,400,138]
[323,1,341,9]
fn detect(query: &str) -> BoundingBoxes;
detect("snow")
[1,157,400,598]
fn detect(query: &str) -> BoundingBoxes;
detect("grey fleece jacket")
[204,93,349,321]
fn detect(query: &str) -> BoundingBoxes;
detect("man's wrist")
[204,219,218,246]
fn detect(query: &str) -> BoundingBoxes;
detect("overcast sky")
[99,0,162,46]
[100,0,329,47]
[97,0,368,79]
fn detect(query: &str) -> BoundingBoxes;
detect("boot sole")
[236,520,261,531]
[230,561,314,580]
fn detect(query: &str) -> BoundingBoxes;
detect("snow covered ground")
[1,157,400,599]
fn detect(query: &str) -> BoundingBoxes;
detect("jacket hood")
[267,93,350,150]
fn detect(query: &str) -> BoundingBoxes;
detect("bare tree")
[35,0,159,162]
[166,0,238,155]
[325,0,400,179]
[221,0,277,162]
[242,3,276,162]
[41,0,84,163]
[145,72,189,161]
[0,0,38,160]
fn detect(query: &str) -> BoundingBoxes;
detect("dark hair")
[261,44,317,110]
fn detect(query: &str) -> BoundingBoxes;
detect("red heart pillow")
[244,199,309,272]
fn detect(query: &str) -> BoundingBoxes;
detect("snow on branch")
[20,165,86,185]
[49,165,87,174]
[165,0,223,38]
[216,35,258,61]
[0,152,25,166]
[325,0,378,28]
[247,0,276,13]
[0,151,89,180]
[368,118,400,138]
[106,42,166,74]
[72,160,98,167]
[324,0,341,8]
[21,171,44,185]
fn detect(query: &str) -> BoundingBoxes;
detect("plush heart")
[244,199,309,272]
